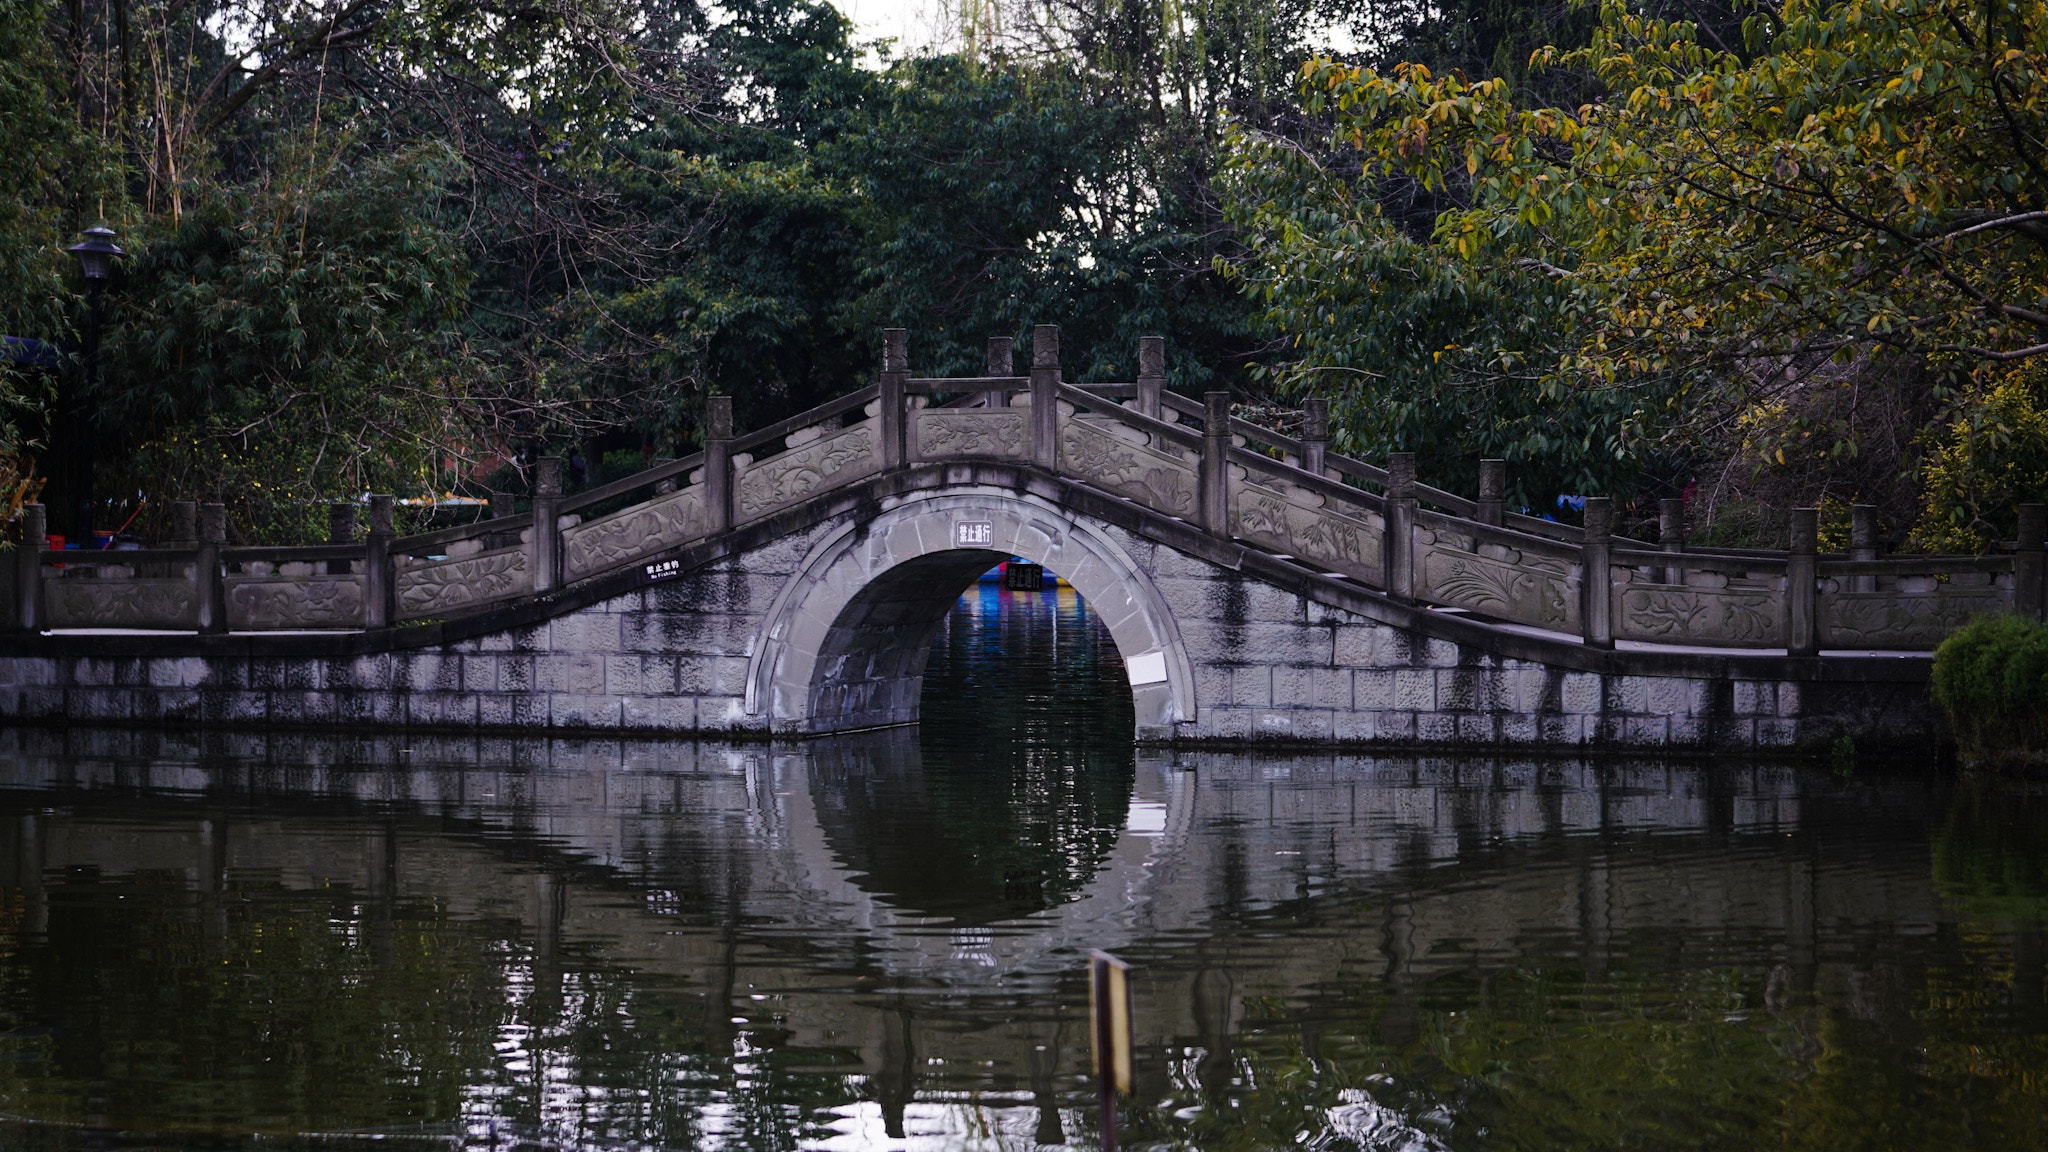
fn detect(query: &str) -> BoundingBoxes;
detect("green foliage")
[1224,0,2048,504]
[101,141,474,542]
[1930,613,2048,765]
[0,0,97,460]
[1914,361,2048,552]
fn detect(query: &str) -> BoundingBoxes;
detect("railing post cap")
[1138,335,1165,377]
[882,328,908,373]
[1032,325,1059,368]
[985,335,1015,377]
[1582,495,1614,538]
[366,494,396,536]
[198,502,228,544]
[1204,391,1231,431]
[2018,503,2047,547]
[706,394,733,439]
[1788,506,1818,551]
[535,456,564,497]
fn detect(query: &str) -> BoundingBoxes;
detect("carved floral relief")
[45,579,197,629]
[736,424,879,518]
[1418,544,1577,631]
[564,487,708,581]
[1234,484,1381,580]
[1822,589,2010,648]
[398,548,531,616]
[1620,586,1784,645]
[227,577,365,629]
[1059,421,1197,515]
[917,411,1027,459]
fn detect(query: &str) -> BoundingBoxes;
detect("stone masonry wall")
[0,507,1935,751]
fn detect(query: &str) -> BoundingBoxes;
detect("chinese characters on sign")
[955,521,994,547]
[644,559,682,582]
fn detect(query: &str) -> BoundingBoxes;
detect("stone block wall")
[0,503,1936,751]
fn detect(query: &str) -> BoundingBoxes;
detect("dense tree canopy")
[1221,0,2048,538]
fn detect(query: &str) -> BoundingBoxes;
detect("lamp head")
[66,226,124,282]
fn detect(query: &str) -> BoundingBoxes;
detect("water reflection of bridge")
[0,730,1946,1144]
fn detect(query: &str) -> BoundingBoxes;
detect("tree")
[1222,0,2048,517]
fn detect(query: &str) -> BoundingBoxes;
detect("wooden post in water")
[1476,459,1505,527]
[1301,399,1330,479]
[1201,392,1231,537]
[1089,951,1133,1152]
[1031,325,1060,472]
[532,458,562,594]
[880,328,908,470]
[1386,453,1416,602]
[14,503,42,633]
[1788,507,1819,657]
[365,495,394,629]
[1137,336,1165,422]
[2017,504,2046,621]
[705,395,733,533]
[1659,497,1686,585]
[197,503,227,634]
[1581,497,1614,649]
[1850,505,1879,593]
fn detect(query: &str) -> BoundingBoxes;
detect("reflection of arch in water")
[745,490,1196,739]
[768,730,1199,982]
[803,729,1136,926]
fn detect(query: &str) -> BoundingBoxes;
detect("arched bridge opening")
[747,491,1194,741]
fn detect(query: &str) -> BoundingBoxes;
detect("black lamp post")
[65,225,123,548]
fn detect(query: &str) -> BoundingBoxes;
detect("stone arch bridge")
[7,328,2041,749]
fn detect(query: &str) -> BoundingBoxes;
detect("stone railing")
[12,325,2046,652]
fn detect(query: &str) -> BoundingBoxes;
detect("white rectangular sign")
[955,521,994,547]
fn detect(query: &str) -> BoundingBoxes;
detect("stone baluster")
[1850,504,1879,593]
[1477,459,1505,527]
[705,396,733,533]
[169,500,197,548]
[197,503,227,634]
[365,495,394,629]
[985,336,1014,408]
[1659,497,1686,585]
[1031,325,1060,472]
[15,503,44,633]
[490,491,515,519]
[328,501,358,575]
[881,328,908,470]
[1386,453,1417,602]
[532,457,563,595]
[2016,504,2046,621]
[1581,497,1614,649]
[1137,336,1165,422]
[1788,507,1819,657]
[1201,392,1232,537]
[1301,399,1330,479]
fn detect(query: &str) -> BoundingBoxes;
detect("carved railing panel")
[563,485,709,583]
[226,575,365,629]
[1232,475,1383,582]
[1058,415,1198,518]
[1415,528,1580,633]
[45,578,198,629]
[397,546,532,618]
[1618,582,1786,647]
[1821,581,2011,649]
[734,419,881,522]
[915,408,1028,460]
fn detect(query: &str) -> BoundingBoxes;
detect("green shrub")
[1931,614,2048,767]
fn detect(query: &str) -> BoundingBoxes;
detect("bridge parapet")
[13,327,2047,655]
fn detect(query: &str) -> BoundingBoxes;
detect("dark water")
[0,581,2045,1150]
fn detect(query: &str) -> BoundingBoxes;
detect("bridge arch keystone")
[745,489,1195,739]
